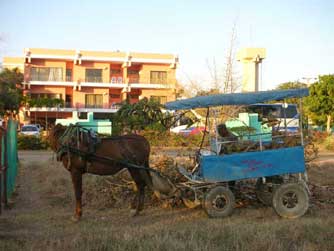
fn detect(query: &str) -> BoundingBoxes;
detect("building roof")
[23,48,178,65]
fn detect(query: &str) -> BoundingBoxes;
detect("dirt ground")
[0,149,334,251]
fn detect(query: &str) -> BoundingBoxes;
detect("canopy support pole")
[199,108,209,150]
[299,98,304,146]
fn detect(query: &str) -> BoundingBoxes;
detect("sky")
[0,0,333,91]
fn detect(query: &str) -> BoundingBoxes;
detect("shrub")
[309,130,329,144]
[17,135,50,150]
[323,135,334,151]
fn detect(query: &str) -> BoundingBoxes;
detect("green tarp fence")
[6,119,18,198]
[1,119,18,204]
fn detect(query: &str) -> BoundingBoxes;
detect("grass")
[0,151,333,251]
[2,214,334,251]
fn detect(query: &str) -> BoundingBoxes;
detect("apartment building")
[3,48,178,125]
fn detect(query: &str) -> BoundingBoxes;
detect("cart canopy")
[165,88,309,111]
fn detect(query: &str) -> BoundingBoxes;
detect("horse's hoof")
[70,215,81,222]
[129,209,139,217]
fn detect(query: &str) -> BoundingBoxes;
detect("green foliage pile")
[18,135,50,150]
[0,68,24,115]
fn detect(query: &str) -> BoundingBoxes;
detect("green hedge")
[17,135,50,150]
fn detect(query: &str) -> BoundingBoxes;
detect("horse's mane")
[49,124,67,152]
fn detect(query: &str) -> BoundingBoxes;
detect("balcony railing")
[85,76,103,83]
[128,77,140,83]
[85,104,103,109]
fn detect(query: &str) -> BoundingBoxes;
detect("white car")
[34,124,42,131]
[20,125,40,137]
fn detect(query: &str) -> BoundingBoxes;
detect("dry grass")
[0,150,333,251]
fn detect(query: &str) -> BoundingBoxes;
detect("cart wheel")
[272,183,309,219]
[203,186,235,218]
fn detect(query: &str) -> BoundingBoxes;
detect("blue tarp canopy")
[165,88,309,110]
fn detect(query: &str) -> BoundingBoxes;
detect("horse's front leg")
[70,169,83,222]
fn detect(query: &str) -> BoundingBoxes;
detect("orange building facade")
[3,48,178,125]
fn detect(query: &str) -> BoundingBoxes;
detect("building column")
[121,65,128,101]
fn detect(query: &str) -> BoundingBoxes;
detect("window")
[85,94,103,108]
[65,95,72,108]
[66,69,72,81]
[30,67,63,81]
[85,69,103,83]
[150,71,167,84]
[150,96,167,104]
[128,70,139,83]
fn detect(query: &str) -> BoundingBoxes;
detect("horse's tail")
[142,160,154,189]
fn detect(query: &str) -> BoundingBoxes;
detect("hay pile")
[83,154,195,209]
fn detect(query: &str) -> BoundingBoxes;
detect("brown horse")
[49,124,153,221]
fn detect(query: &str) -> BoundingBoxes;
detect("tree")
[114,98,179,133]
[306,75,334,132]
[206,21,240,94]
[276,81,308,90]
[0,68,24,116]
[181,21,241,98]
[275,81,308,105]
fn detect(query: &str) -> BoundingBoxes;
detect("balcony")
[26,72,174,90]
[26,106,119,113]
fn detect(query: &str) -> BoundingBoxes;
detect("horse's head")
[49,124,67,152]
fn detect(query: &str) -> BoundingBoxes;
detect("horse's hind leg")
[70,169,83,221]
[129,182,146,217]
[128,169,148,217]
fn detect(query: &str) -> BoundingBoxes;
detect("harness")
[56,124,154,172]
[56,125,98,169]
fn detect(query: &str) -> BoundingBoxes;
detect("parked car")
[20,125,40,137]
[34,124,43,131]
[171,125,205,136]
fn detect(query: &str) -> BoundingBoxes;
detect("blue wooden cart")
[165,88,310,218]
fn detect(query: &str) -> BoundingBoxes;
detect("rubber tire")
[203,186,235,218]
[272,183,309,219]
